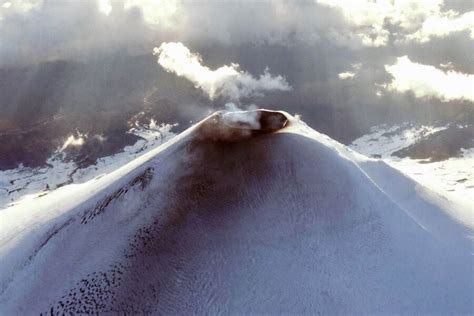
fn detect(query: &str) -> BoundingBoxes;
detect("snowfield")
[350,123,474,213]
[0,122,176,209]
[0,111,472,314]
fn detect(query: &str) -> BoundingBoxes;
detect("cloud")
[97,0,112,16]
[338,63,361,80]
[122,0,179,28]
[338,72,355,80]
[406,11,474,43]
[0,0,157,65]
[0,0,40,17]
[384,56,474,103]
[1,0,473,66]
[318,0,474,46]
[318,0,394,47]
[153,42,291,102]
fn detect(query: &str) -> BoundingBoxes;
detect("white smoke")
[223,103,260,129]
[59,133,86,152]
[153,42,291,102]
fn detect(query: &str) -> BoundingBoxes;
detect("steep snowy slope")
[349,123,474,212]
[0,120,176,209]
[0,110,472,314]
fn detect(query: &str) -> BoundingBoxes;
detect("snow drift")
[0,110,472,314]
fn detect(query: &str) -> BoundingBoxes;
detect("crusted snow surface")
[0,111,472,314]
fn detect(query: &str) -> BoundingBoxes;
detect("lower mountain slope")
[0,110,472,314]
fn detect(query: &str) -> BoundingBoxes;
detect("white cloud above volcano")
[385,56,474,103]
[154,42,291,101]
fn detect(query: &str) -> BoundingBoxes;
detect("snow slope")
[0,122,176,209]
[0,111,472,314]
[350,123,474,212]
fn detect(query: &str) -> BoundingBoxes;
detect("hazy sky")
[1,0,472,107]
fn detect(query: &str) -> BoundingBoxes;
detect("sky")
[0,0,473,142]
[1,0,473,103]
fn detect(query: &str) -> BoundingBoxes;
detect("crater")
[195,109,288,142]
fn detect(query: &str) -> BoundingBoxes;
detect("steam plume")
[153,42,291,102]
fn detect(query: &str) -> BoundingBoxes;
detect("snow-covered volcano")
[0,110,472,314]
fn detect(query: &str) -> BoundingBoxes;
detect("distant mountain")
[0,55,203,170]
[349,122,474,207]
[1,110,472,314]
[392,124,474,161]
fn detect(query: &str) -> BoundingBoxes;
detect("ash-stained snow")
[0,111,472,314]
